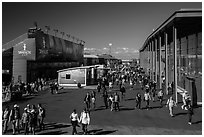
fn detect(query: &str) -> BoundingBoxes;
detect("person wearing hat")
[79,108,90,135]
[21,108,29,134]
[9,104,20,135]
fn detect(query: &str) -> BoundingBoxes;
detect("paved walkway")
[2,82,202,135]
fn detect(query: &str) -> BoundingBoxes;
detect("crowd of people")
[2,78,48,102]
[2,103,46,135]
[2,65,195,135]
[68,65,194,135]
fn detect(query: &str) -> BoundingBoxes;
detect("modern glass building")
[139,9,202,105]
[2,27,84,85]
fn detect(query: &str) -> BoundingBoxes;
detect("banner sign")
[18,43,31,56]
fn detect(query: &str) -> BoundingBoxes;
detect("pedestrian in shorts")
[166,96,177,117]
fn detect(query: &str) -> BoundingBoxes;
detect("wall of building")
[12,38,36,83]
[58,69,86,86]
[34,31,84,63]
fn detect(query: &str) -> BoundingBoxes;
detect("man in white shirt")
[144,92,151,110]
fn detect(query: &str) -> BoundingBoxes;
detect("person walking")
[108,94,114,111]
[102,91,109,109]
[2,106,10,134]
[135,93,142,109]
[29,105,38,135]
[166,96,177,117]
[79,108,90,135]
[158,89,164,107]
[187,104,194,125]
[97,82,101,93]
[9,104,21,135]
[21,108,29,135]
[152,81,156,102]
[120,85,126,100]
[49,82,54,94]
[37,103,46,131]
[144,92,151,110]
[54,82,59,94]
[113,92,120,111]
[70,109,80,135]
[90,91,96,110]
[84,92,91,111]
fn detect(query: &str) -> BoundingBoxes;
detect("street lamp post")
[109,43,112,55]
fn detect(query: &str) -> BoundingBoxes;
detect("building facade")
[2,28,84,85]
[139,9,202,105]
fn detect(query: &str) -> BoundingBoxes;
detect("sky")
[2,2,202,59]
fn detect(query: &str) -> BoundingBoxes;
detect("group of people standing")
[2,103,46,135]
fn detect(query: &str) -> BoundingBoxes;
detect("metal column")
[155,38,157,83]
[151,40,154,80]
[165,32,168,94]
[173,26,178,103]
[159,36,162,90]
[150,42,152,79]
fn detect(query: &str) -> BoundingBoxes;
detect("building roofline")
[57,65,106,72]
[139,9,202,52]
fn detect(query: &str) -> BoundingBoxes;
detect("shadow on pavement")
[150,106,163,109]
[77,129,117,135]
[43,122,71,131]
[193,120,202,124]
[87,128,103,134]
[125,98,136,101]
[95,130,117,135]
[174,112,187,116]
[39,130,67,135]
[119,107,135,111]
[93,107,106,111]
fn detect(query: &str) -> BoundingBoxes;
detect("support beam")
[159,36,162,90]
[152,40,154,81]
[173,26,178,103]
[165,32,168,94]
[155,38,157,83]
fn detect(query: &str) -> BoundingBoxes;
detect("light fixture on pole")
[109,43,112,55]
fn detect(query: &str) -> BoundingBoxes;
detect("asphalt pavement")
[2,82,202,135]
